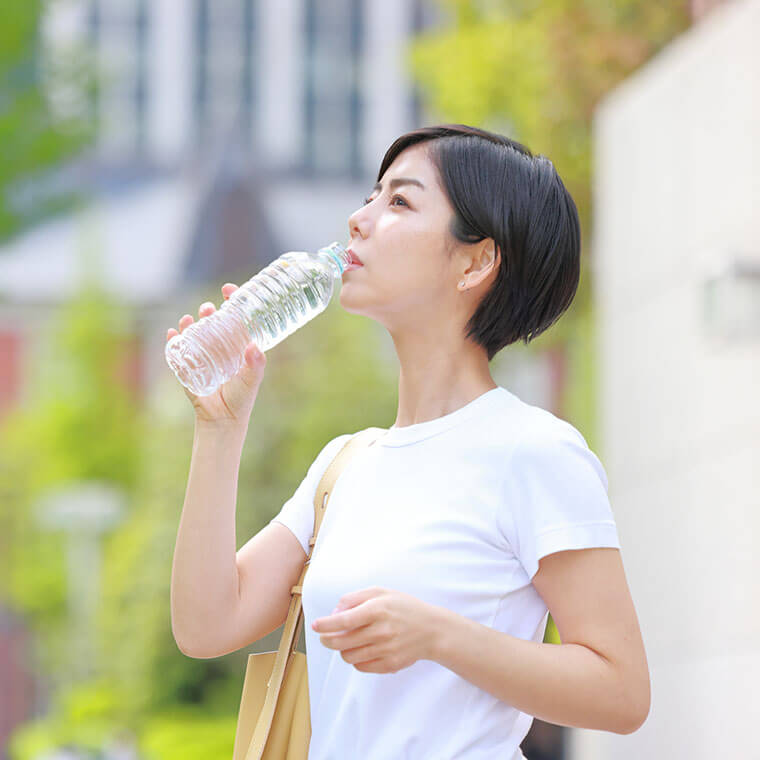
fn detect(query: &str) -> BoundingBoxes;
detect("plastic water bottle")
[165,241,354,396]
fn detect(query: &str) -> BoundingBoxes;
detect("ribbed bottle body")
[165,242,351,396]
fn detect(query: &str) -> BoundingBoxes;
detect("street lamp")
[35,481,125,683]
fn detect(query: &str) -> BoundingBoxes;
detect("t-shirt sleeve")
[269,433,354,555]
[498,423,621,581]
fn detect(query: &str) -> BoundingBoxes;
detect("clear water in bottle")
[165,241,354,396]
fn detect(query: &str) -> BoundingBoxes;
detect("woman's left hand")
[311,586,443,674]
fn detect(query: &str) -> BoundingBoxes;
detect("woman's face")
[340,143,471,332]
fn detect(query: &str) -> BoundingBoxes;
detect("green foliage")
[7,679,236,760]
[0,0,96,243]
[138,711,237,760]
[0,257,143,693]
[409,0,691,270]
[7,679,129,759]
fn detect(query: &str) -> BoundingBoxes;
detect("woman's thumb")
[225,343,266,408]
[234,343,266,390]
[243,342,266,371]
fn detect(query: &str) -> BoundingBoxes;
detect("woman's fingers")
[222,283,238,299]
[167,313,195,341]
[167,293,227,343]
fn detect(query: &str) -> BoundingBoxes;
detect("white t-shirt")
[269,386,621,760]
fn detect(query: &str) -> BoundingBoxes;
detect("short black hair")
[377,124,581,362]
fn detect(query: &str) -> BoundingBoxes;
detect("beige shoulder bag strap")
[241,426,386,759]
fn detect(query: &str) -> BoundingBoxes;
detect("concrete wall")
[578,0,760,757]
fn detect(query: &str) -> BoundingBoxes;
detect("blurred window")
[88,0,149,156]
[303,0,363,177]
[194,0,256,145]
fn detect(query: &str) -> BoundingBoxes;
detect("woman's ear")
[461,239,501,288]
[480,238,500,274]
[491,240,502,271]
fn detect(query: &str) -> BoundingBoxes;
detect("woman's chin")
[338,286,367,315]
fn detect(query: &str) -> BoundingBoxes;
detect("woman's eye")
[361,194,408,207]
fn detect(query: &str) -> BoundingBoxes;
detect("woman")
[169,124,651,760]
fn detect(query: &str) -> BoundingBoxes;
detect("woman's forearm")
[170,420,248,655]
[429,606,645,735]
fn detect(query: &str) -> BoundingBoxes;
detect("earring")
[459,281,465,289]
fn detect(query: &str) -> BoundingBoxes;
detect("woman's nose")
[348,207,368,240]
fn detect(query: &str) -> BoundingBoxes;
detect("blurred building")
[584,0,760,757]
[0,0,443,415]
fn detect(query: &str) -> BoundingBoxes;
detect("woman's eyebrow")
[371,177,426,193]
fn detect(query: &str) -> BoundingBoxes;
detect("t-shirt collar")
[377,386,506,447]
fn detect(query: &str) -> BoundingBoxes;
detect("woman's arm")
[170,421,248,655]
[430,546,651,735]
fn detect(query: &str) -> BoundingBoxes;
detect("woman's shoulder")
[482,388,592,454]
[314,426,385,461]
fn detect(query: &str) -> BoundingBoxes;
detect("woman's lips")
[344,248,364,272]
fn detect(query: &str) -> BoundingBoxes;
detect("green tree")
[0,249,143,687]
[1,0,95,243]
[410,0,690,237]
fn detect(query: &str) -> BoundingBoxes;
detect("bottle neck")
[317,242,351,277]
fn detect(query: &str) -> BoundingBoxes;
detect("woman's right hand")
[166,283,267,428]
